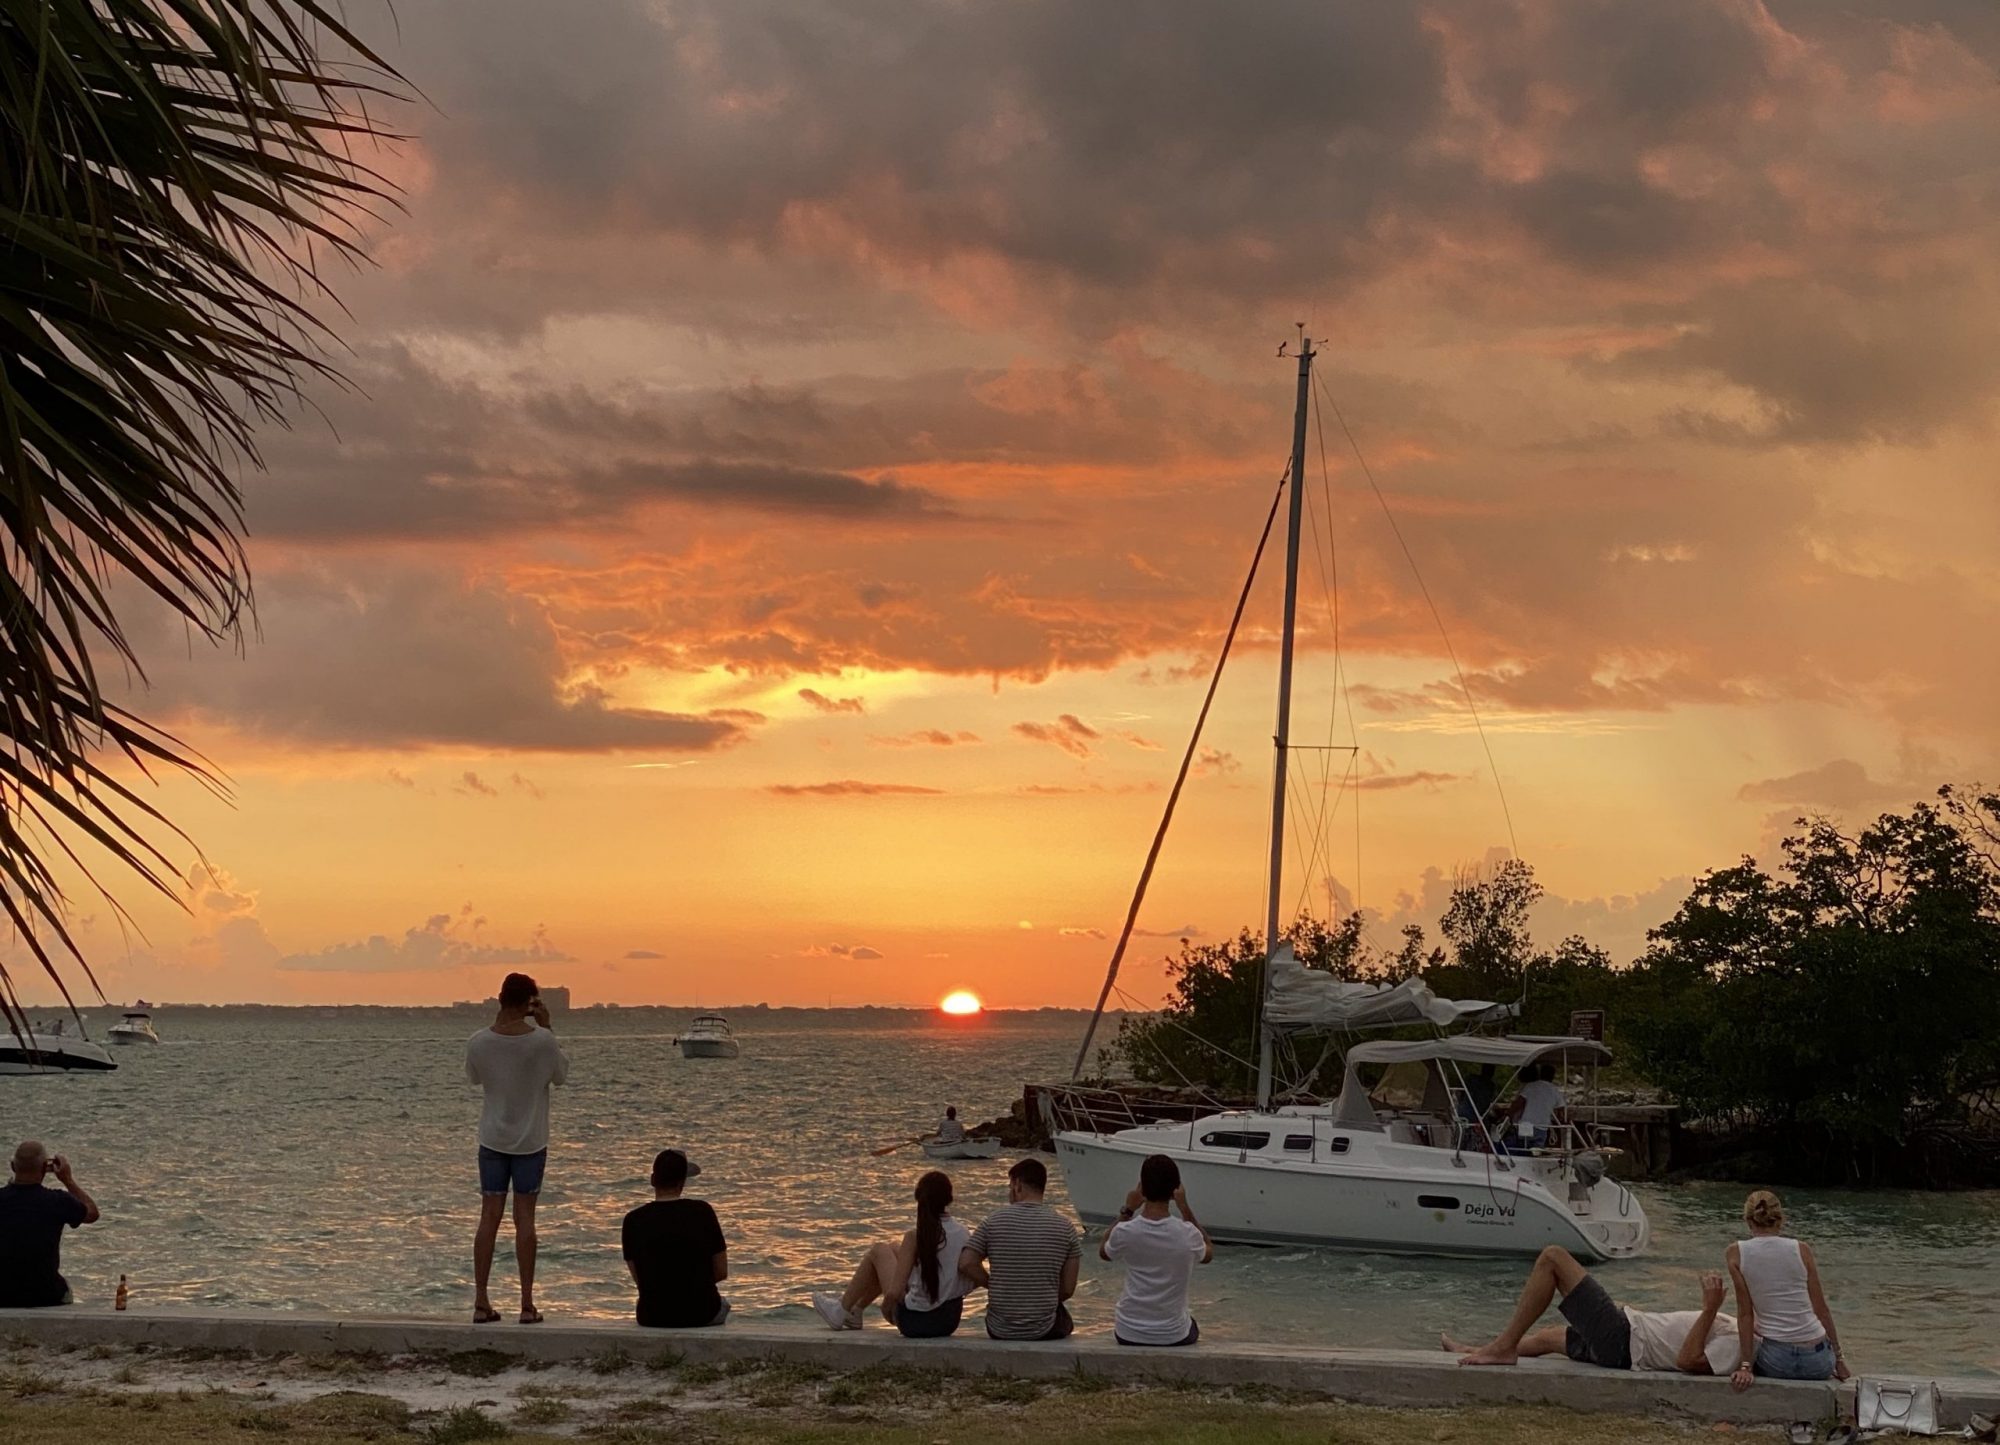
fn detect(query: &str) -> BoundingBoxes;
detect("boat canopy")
[1330,1034,1612,1128]
[1262,945,1512,1032]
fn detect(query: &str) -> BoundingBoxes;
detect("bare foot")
[1440,1332,1476,1355]
[1457,1344,1520,1367]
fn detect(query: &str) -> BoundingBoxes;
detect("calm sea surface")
[6,1006,1995,1376]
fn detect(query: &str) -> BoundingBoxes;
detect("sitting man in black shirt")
[621,1149,729,1327]
[0,1140,100,1307]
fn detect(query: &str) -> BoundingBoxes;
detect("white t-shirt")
[1625,1307,1741,1373]
[902,1217,973,1313]
[465,1024,570,1154]
[936,1117,966,1143]
[1517,1079,1566,1132]
[1104,1212,1206,1344]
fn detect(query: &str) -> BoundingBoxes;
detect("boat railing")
[1039,1083,1154,1139]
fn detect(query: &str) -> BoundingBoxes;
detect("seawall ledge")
[2,1307,1991,1428]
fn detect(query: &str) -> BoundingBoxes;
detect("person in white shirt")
[1725,1189,1849,1390]
[464,972,569,1324]
[935,1108,966,1145]
[1506,1062,1569,1148]
[811,1170,977,1337]
[1444,1245,1742,1374]
[1099,1153,1211,1346]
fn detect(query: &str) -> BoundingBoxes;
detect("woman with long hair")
[1725,1190,1849,1390]
[811,1170,975,1337]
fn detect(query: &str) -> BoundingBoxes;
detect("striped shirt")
[966,1202,1081,1339]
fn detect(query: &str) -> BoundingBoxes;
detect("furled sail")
[1261,943,1510,1031]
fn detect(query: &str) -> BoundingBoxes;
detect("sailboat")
[1045,339,1650,1262]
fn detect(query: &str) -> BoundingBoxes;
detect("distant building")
[478,984,570,1012]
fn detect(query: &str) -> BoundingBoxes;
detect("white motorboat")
[0,1021,118,1075]
[674,1014,740,1059]
[1049,338,1651,1262]
[922,1136,1003,1161]
[108,1008,160,1045]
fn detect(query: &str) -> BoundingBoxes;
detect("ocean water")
[6,1006,1995,1377]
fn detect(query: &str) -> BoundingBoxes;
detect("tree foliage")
[0,1,403,1033]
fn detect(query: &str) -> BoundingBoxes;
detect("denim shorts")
[1756,1336,1834,1380]
[894,1296,964,1339]
[478,1146,547,1196]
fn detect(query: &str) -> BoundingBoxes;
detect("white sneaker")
[811,1292,861,1330]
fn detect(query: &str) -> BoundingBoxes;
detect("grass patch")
[644,1348,683,1373]
[424,1403,510,1442]
[171,1345,251,1364]
[607,1396,676,1420]
[436,1349,517,1379]
[512,1397,570,1426]
[253,1391,413,1440]
[2,1370,64,1398]
[585,1348,633,1376]
[676,1361,725,1387]
[109,1363,145,1386]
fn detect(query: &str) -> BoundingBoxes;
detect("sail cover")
[1262,944,1509,1031]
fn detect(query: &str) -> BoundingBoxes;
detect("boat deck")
[2,1307,1991,1426]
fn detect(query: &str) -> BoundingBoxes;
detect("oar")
[871,1135,927,1157]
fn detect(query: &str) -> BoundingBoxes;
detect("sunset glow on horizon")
[7,2,1996,1013]
[939,991,984,1017]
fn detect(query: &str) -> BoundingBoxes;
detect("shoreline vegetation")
[0,1335,1803,1445]
[1103,790,2000,1191]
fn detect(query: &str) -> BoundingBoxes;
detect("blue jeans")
[1756,1337,1834,1380]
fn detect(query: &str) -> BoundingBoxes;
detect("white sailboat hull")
[0,1033,118,1075]
[1054,1120,1648,1263]
[678,1037,740,1059]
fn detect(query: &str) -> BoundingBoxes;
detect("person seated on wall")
[622,1149,730,1328]
[0,1142,100,1308]
[1099,1153,1211,1347]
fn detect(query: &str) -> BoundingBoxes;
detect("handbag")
[1856,1378,1941,1436]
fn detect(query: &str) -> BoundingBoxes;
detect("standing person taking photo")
[465,972,569,1324]
[1100,1154,1211,1346]
[1725,1190,1849,1389]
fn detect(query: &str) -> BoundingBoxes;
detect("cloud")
[801,942,885,960]
[1194,747,1240,777]
[277,908,572,974]
[385,769,417,789]
[624,948,665,960]
[1132,923,1205,939]
[1354,769,1469,793]
[1013,714,1101,758]
[798,687,867,715]
[765,780,946,797]
[1058,926,1107,940]
[456,771,500,797]
[873,729,982,747]
[1737,759,1911,809]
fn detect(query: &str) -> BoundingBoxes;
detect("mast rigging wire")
[1069,473,1288,1081]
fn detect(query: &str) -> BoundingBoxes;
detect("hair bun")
[1743,1189,1785,1229]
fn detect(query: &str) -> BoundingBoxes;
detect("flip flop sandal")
[1968,1415,1996,1443]
[1826,1425,1857,1445]
[472,1306,501,1324]
[1789,1422,1816,1444]
[519,1307,544,1325]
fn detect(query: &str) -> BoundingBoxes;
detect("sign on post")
[1569,1009,1606,1042]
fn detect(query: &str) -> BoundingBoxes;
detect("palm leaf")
[0,1,406,1032]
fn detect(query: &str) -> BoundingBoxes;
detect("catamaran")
[1045,338,1650,1262]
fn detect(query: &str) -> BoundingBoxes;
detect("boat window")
[1417,1194,1460,1210]
[1199,1131,1270,1151]
[1283,1135,1314,1152]
[1328,1136,1351,1154]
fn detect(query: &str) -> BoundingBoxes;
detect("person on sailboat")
[1502,1062,1569,1149]
[935,1107,966,1145]
[1443,1246,1740,1375]
[810,1170,976,1337]
[1100,1154,1211,1347]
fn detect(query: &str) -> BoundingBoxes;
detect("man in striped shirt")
[959,1157,1081,1340]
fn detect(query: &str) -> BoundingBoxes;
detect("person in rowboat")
[811,1170,977,1336]
[1442,1246,1741,1375]
[935,1107,966,1145]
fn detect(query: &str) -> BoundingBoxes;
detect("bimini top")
[1330,1034,1612,1128]
[1262,944,1513,1032]
[1343,1034,1614,1071]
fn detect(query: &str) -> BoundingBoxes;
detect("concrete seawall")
[5,1307,1994,1427]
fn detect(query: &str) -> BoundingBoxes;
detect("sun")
[939,990,983,1016]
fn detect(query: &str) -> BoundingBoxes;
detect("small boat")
[921,1136,1003,1161]
[107,1009,160,1046]
[0,1022,118,1075]
[674,1014,740,1060]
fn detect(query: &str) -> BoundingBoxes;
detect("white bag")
[1856,1378,1942,1436]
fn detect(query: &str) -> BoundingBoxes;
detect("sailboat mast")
[1257,334,1315,1110]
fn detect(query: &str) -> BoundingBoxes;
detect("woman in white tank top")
[1723,1190,1849,1390]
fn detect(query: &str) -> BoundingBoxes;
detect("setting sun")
[939,990,983,1016]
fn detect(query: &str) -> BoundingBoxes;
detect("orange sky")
[12,0,2000,1008]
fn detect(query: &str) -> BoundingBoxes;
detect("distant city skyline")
[11,0,1998,1008]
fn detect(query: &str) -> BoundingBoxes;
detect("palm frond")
[0,1,406,1027]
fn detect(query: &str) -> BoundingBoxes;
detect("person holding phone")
[0,1140,100,1307]
[465,972,569,1324]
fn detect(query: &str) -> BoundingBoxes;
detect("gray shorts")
[1560,1274,1632,1369]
